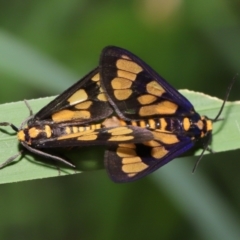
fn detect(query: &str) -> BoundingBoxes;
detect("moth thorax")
[17,127,36,145]
[197,116,213,138]
[17,125,52,145]
[183,117,191,131]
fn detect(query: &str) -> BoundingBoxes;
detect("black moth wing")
[99,46,195,121]
[26,67,153,149]
[31,67,113,125]
[99,46,202,182]
[105,138,194,183]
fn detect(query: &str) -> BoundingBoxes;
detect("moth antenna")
[21,142,76,168]
[212,74,237,122]
[0,122,18,132]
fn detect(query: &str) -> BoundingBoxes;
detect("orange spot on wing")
[91,73,100,81]
[152,131,179,144]
[75,101,92,109]
[122,161,148,173]
[116,59,143,73]
[67,89,88,105]
[111,77,132,89]
[137,94,157,105]
[117,70,136,81]
[116,147,137,157]
[114,89,132,100]
[151,146,169,159]
[139,101,178,116]
[146,81,165,96]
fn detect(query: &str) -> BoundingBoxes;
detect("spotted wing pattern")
[100,46,202,182]
[31,67,113,126]
[100,46,195,120]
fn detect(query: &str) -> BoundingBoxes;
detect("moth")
[99,46,233,183]
[0,68,152,169]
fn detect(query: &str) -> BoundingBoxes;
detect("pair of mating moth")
[0,46,232,183]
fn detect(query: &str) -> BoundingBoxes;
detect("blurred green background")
[0,0,240,239]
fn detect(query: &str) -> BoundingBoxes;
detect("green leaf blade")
[0,90,239,184]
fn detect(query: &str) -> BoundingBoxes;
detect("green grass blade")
[0,90,239,184]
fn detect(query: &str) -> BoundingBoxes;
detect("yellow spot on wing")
[67,89,88,105]
[128,173,137,177]
[108,127,132,135]
[122,161,148,173]
[152,131,179,144]
[117,70,136,81]
[137,94,157,105]
[139,101,178,116]
[97,93,108,101]
[91,73,100,81]
[114,89,132,100]
[143,140,161,147]
[52,110,90,122]
[77,135,98,141]
[118,143,136,148]
[146,81,165,96]
[116,147,137,157]
[151,146,169,159]
[111,77,132,89]
[122,156,141,164]
[75,129,95,135]
[121,55,131,60]
[75,101,92,109]
[108,136,134,141]
[52,110,74,122]
[116,59,142,74]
